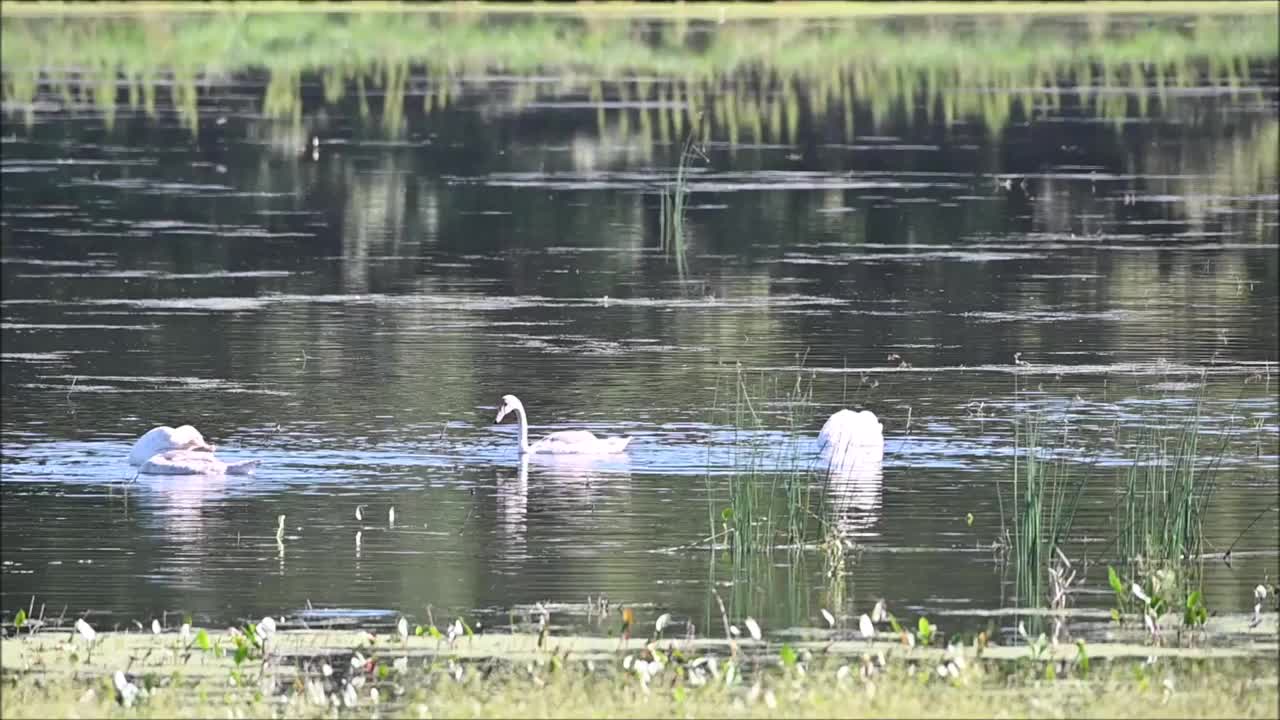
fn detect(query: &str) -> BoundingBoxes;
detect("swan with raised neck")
[494,394,631,455]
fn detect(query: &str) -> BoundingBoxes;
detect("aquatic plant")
[659,121,705,280]
[1001,411,1089,612]
[1116,399,1223,566]
[718,366,773,560]
[996,375,1256,639]
[1104,389,1240,629]
[708,363,834,563]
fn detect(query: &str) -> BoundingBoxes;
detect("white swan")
[128,425,258,476]
[494,394,631,455]
[128,425,213,464]
[817,409,884,471]
[817,409,885,535]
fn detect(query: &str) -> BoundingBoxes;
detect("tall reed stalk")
[1006,413,1089,609]
[660,120,705,281]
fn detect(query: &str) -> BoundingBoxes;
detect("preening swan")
[128,425,214,465]
[817,409,884,471]
[494,394,631,455]
[129,425,258,476]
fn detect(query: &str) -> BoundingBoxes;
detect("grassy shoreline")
[2,1,1278,18]
[3,620,1278,718]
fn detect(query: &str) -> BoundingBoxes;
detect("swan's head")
[495,394,523,424]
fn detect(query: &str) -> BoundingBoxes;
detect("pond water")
[1,9,1277,638]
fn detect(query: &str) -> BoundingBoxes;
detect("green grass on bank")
[4,662,1276,719]
[3,1,1278,19]
[2,621,1278,719]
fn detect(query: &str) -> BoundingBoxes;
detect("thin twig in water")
[458,506,476,535]
[1222,503,1279,567]
[652,528,732,554]
[710,588,737,658]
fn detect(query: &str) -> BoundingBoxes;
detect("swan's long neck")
[513,403,531,453]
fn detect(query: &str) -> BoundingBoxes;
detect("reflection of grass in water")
[2,9,1276,140]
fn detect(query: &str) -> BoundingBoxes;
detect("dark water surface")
[1,10,1277,637]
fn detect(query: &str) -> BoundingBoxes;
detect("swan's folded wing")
[531,430,601,453]
[137,450,257,476]
[530,430,634,455]
[138,450,220,476]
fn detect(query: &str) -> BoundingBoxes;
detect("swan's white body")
[494,394,631,455]
[128,425,258,476]
[136,450,258,476]
[817,409,884,470]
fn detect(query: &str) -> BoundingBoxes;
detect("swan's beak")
[495,406,509,424]
[185,440,215,453]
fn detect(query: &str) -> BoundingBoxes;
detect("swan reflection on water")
[120,474,233,585]
[495,454,633,554]
[820,443,884,536]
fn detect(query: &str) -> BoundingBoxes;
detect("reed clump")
[1117,404,1222,566]
[999,386,1238,628]
[1001,412,1089,611]
[708,364,836,563]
